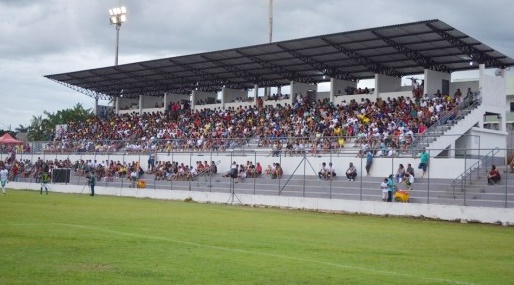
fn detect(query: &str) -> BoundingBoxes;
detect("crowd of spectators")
[37,88,474,165]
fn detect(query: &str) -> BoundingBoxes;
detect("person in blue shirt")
[386,174,395,202]
[365,151,373,176]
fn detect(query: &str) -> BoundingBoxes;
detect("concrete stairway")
[16,167,512,208]
[410,99,482,157]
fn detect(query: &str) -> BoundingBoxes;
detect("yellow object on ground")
[137,179,147,189]
[394,190,410,202]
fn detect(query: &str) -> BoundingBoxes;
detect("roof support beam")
[320,37,403,77]
[276,43,358,81]
[168,59,230,88]
[235,50,316,84]
[47,78,110,100]
[372,30,452,73]
[200,55,280,87]
[425,22,507,68]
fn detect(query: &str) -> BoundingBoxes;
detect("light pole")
[109,6,127,114]
[109,6,127,66]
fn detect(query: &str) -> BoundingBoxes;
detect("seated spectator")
[255,162,263,176]
[487,165,501,185]
[272,163,283,179]
[345,162,357,181]
[327,162,336,179]
[318,162,329,180]
[403,172,414,190]
[395,164,406,183]
[238,164,247,182]
[223,161,238,178]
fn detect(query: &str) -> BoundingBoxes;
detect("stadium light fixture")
[109,5,127,66]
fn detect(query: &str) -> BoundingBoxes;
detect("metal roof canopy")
[45,19,514,100]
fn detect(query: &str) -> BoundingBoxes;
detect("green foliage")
[0,191,513,285]
[14,124,29,133]
[27,103,93,141]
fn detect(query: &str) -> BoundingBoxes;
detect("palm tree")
[27,115,51,141]
[15,124,29,133]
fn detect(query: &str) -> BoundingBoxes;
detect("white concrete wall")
[375,74,401,93]
[26,152,475,180]
[142,107,165,114]
[450,80,479,96]
[224,101,255,109]
[222,87,248,104]
[482,74,507,108]
[330,78,357,96]
[291,81,317,97]
[424,69,451,96]
[166,93,190,106]
[142,96,164,108]
[378,90,412,101]
[469,128,508,158]
[194,103,223,111]
[9,182,513,225]
[118,97,139,111]
[316,91,330,101]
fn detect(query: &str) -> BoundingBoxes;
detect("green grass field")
[0,190,513,285]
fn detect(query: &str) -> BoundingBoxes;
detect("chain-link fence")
[2,146,513,208]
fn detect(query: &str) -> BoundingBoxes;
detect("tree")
[15,124,29,133]
[26,104,94,142]
[43,103,93,126]
[27,115,51,142]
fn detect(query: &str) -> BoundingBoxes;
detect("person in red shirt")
[487,165,501,185]
[255,162,263,176]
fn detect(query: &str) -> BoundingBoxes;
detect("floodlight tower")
[109,6,127,66]
[108,6,127,115]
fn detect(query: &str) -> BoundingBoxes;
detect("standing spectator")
[386,174,395,202]
[487,165,501,185]
[365,150,373,176]
[147,150,156,172]
[0,165,8,195]
[40,169,51,195]
[89,170,97,196]
[418,149,429,178]
[380,178,388,202]
[345,162,357,181]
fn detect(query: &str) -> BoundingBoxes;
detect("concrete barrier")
[9,182,513,226]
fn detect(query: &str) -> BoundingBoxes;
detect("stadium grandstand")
[3,19,514,218]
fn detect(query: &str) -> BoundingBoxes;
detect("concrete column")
[219,88,225,106]
[94,97,99,116]
[277,86,282,96]
[254,84,259,104]
[163,93,168,110]
[139,95,143,115]
[330,78,336,103]
[478,63,485,92]
[115,97,120,114]
[191,91,196,110]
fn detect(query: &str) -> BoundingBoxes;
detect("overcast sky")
[0,0,513,130]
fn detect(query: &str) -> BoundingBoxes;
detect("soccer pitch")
[0,190,512,285]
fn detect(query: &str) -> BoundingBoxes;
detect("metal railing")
[410,92,481,152]
[2,147,512,208]
[451,147,500,197]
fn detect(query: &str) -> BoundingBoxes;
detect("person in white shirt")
[0,165,8,195]
[380,178,388,202]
